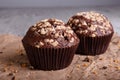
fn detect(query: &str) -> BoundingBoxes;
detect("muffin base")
[76,32,114,55]
[22,41,78,70]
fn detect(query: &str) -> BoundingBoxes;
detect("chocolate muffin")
[67,11,114,55]
[22,18,79,70]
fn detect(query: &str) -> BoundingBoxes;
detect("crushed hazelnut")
[68,11,113,37]
[55,33,59,38]
[66,30,74,34]
[91,34,96,37]
[49,39,54,43]
[81,20,87,25]
[40,28,47,35]
[31,27,37,31]
[39,41,44,46]
[35,45,40,48]
[90,25,96,31]
[51,41,59,46]
[44,39,50,42]
[70,37,74,43]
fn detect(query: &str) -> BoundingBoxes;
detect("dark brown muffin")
[67,11,114,55]
[22,18,79,70]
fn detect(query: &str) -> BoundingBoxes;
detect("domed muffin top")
[67,11,114,37]
[22,18,79,48]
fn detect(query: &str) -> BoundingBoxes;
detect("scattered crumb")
[101,66,107,69]
[108,64,112,67]
[104,74,107,76]
[13,70,18,73]
[82,63,88,67]
[11,76,15,80]
[21,63,27,67]
[0,51,3,54]
[3,67,8,72]
[113,59,119,63]
[8,72,14,76]
[76,64,80,68]
[92,70,97,75]
[115,66,120,70]
[76,64,80,70]
[29,66,34,70]
[2,47,6,50]
[66,74,71,79]
[7,62,13,66]
[99,58,103,60]
[83,57,91,62]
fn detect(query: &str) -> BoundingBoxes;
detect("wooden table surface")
[0,34,120,80]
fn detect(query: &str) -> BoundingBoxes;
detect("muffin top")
[22,18,79,48]
[67,11,114,37]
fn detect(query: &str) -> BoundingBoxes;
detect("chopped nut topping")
[49,39,54,43]
[40,28,47,35]
[31,27,37,31]
[44,39,50,42]
[70,37,74,43]
[25,18,78,47]
[51,41,59,46]
[35,45,40,48]
[39,42,44,46]
[91,34,96,37]
[55,33,59,38]
[66,30,74,34]
[67,11,113,37]
[89,25,96,31]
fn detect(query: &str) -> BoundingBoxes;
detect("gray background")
[0,0,120,7]
[0,0,120,36]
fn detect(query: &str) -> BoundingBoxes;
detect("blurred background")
[0,0,120,36]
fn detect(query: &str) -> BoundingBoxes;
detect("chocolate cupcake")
[67,11,114,55]
[22,18,79,70]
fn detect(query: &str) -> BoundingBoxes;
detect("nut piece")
[70,37,74,43]
[91,34,96,37]
[39,41,44,46]
[44,39,50,42]
[40,28,47,35]
[51,41,59,46]
[66,30,74,34]
[35,45,40,48]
